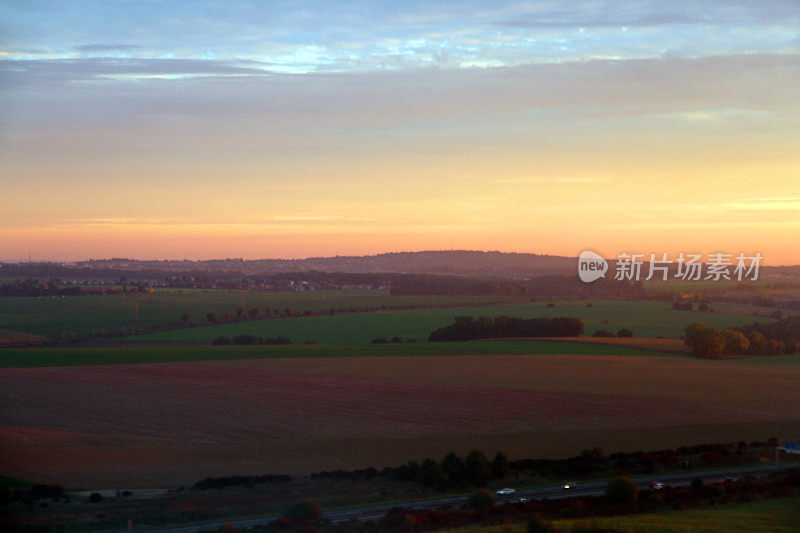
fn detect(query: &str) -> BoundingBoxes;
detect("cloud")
[0,58,273,89]
[1,53,797,140]
[2,0,797,72]
[494,0,800,28]
[74,44,142,53]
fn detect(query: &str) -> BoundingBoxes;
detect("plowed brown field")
[2,353,798,488]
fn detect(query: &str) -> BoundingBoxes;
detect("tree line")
[306,439,776,491]
[212,335,293,345]
[0,279,80,297]
[428,316,584,342]
[245,440,795,533]
[685,318,800,358]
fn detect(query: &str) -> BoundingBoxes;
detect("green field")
[0,340,668,368]
[557,496,800,532]
[0,290,517,339]
[130,299,772,344]
[449,496,800,533]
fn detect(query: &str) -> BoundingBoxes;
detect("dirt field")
[2,353,799,489]
[498,336,690,353]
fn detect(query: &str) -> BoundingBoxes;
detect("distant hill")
[3,250,798,281]
[56,250,578,279]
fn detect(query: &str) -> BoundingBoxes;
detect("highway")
[140,462,797,532]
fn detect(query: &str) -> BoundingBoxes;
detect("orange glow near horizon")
[2,52,799,264]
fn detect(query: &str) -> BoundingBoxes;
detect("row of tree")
[211,335,292,345]
[672,300,714,312]
[590,328,633,338]
[428,316,584,342]
[194,474,291,490]
[734,316,800,348]
[308,440,776,492]
[0,278,80,297]
[685,322,799,358]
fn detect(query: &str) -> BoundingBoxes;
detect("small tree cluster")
[686,322,797,358]
[429,316,584,342]
[212,335,291,345]
[672,300,693,311]
[388,451,509,490]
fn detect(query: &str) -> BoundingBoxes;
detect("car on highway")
[496,488,516,495]
[562,482,576,489]
[649,481,664,490]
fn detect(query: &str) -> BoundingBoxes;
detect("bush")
[372,337,388,344]
[605,476,639,504]
[467,489,494,508]
[616,328,634,338]
[212,336,232,345]
[592,329,616,338]
[391,336,402,343]
[232,334,261,345]
[88,492,103,503]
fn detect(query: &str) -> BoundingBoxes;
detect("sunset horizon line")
[2,248,796,268]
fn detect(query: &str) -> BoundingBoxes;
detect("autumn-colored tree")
[684,323,724,358]
[722,329,749,355]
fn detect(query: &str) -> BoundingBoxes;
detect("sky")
[1,1,799,263]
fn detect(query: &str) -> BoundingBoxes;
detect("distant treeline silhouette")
[212,335,292,345]
[194,474,291,490]
[390,274,644,298]
[428,315,584,342]
[0,279,81,297]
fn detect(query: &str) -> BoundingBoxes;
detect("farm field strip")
[2,353,799,488]
[0,340,669,368]
[0,290,519,339]
[490,336,690,353]
[130,300,771,344]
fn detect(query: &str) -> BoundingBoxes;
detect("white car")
[496,488,516,495]
[563,482,576,489]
